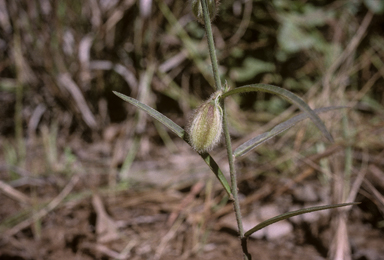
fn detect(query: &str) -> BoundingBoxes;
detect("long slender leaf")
[234,106,347,157]
[220,84,334,143]
[244,202,359,238]
[113,91,232,197]
[113,91,185,138]
[200,152,233,200]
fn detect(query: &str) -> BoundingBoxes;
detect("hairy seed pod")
[191,0,219,24]
[188,90,223,153]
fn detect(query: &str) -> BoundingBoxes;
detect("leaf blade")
[113,91,185,138]
[234,106,347,157]
[220,84,334,143]
[200,152,233,199]
[244,202,359,238]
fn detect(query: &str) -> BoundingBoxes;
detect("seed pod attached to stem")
[188,90,223,153]
[191,0,220,24]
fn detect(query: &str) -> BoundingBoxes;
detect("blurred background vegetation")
[0,0,384,259]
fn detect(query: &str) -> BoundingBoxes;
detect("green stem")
[200,1,250,259]
[223,104,250,260]
[200,0,221,91]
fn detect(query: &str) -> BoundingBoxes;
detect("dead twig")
[4,174,80,237]
[0,180,32,205]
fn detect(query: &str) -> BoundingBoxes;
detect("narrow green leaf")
[244,202,359,238]
[200,152,233,199]
[220,84,334,143]
[113,91,232,197]
[234,106,347,157]
[113,91,185,138]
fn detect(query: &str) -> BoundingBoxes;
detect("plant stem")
[200,0,221,92]
[223,104,250,260]
[200,1,250,259]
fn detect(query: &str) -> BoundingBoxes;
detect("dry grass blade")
[329,213,351,260]
[0,180,32,205]
[57,73,97,129]
[4,174,80,237]
[363,179,384,215]
[92,194,120,243]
